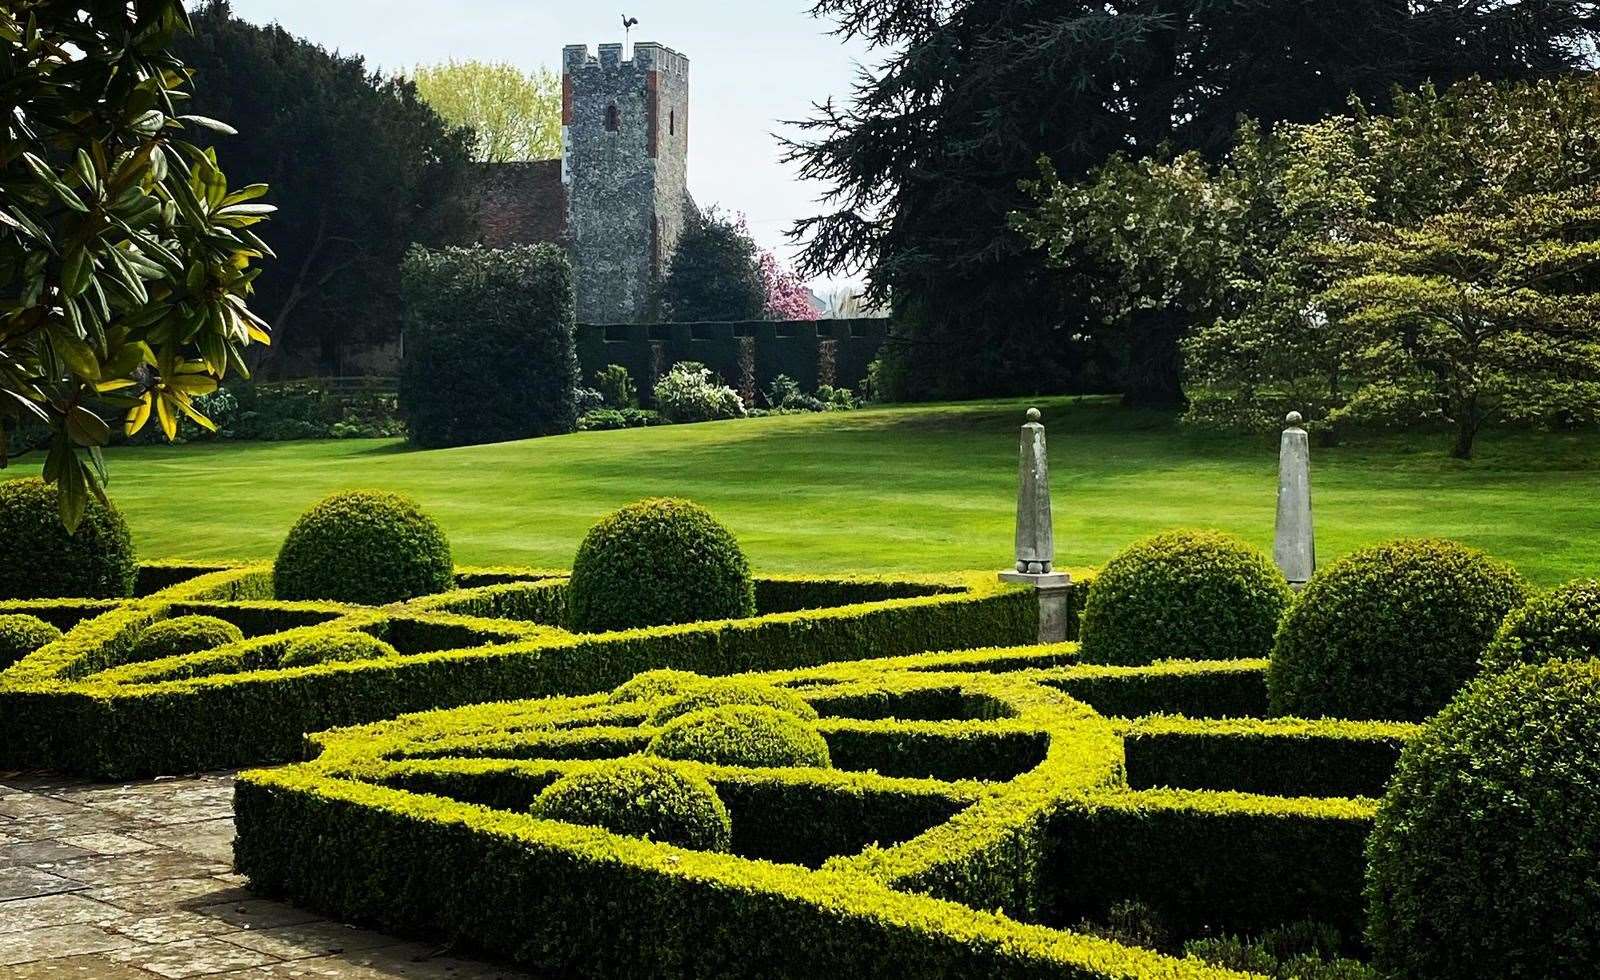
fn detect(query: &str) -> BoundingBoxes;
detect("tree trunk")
[1451,417,1477,460]
[1119,308,1188,409]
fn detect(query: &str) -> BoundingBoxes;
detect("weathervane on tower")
[622,14,639,57]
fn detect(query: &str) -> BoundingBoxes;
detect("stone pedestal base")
[998,570,1074,645]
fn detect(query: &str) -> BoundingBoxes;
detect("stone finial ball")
[1286,411,1304,426]
[1026,408,1042,423]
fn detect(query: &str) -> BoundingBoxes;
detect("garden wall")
[576,318,889,398]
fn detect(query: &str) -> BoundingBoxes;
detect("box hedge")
[229,647,1404,978]
[0,566,1044,778]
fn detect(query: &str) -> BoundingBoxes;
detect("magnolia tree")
[0,0,271,526]
[758,251,819,321]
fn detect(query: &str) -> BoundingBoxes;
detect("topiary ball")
[0,614,63,669]
[1365,660,1600,978]
[279,631,400,669]
[567,498,754,633]
[1481,579,1600,674]
[530,757,731,851]
[608,669,710,705]
[132,615,244,660]
[1269,538,1528,721]
[0,478,136,599]
[648,705,831,769]
[1078,530,1292,666]
[274,491,454,605]
[647,680,819,726]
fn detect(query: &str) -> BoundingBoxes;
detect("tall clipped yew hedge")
[400,244,579,448]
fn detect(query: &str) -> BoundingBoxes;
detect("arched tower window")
[606,103,620,131]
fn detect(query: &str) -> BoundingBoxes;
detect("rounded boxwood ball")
[1269,539,1528,721]
[0,614,63,669]
[1482,579,1600,674]
[608,669,709,705]
[274,491,454,605]
[531,757,730,851]
[0,478,136,599]
[648,705,831,769]
[1078,530,1292,666]
[279,631,400,668]
[133,615,244,660]
[647,680,819,726]
[567,498,754,633]
[1366,660,1600,978]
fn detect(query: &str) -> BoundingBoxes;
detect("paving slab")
[0,772,546,979]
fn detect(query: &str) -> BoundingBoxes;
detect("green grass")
[6,397,1600,585]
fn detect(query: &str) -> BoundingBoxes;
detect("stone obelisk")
[999,408,1074,643]
[1274,411,1315,589]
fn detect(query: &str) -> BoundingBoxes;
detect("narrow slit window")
[606,103,620,131]
[669,109,675,136]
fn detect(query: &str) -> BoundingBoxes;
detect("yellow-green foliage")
[132,615,244,661]
[647,679,819,725]
[647,704,832,769]
[0,566,1040,778]
[233,645,1413,978]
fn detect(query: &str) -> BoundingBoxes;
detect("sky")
[224,1,878,289]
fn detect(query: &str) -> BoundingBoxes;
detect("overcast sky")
[223,1,876,288]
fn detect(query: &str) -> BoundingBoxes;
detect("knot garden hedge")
[0,560,1418,976]
[233,644,1412,978]
[0,562,1043,778]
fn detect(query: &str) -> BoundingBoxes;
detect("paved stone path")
[0,772,537,979]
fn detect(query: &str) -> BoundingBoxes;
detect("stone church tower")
[561,42,691,324]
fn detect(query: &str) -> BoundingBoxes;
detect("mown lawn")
[7,397,1600,585]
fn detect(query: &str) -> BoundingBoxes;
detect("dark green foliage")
[1079,530,1291,666]
[530,757,732,852]
[1482,579,1600,673]
[279,631,401,669]
[593,364,636,408]
[179,1,477,375]
[1049,793,1374,940]
[133,616,244,660]
[647,681,818,726]
[1122,724,1407,798]
[648,705,832,769]
[1269,539,1529,721]
[1366,660,1600,978]
[567,498,755,633]
[1052,661,1269,719]
[575,408,664,431]
[609,669,709,704]
[0,480,136,600]
[273,491,454,604]
[400,244,578,447]
[0,614,62,670]
[661,206,766,322]
[1184,922,1376,979]
[788,0,1599,403]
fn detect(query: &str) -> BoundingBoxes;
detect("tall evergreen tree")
[786,0,1600,404]
[179,1,478,376]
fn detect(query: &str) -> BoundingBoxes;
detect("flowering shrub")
[758,250,821,321]
[653,363,746,423]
